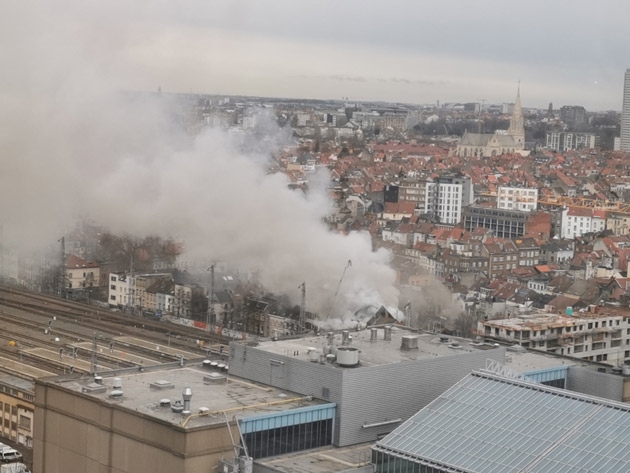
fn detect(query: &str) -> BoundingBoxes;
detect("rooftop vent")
[342,330,350,345]
[110,389,123,398]
[370,328,378,341]
[401,335,419,351]
[159,399,171,407]
[336,347,360,367]
[93,376,103,385]
[384,326,392,341]
[82,382,107,394]
[182,387,193,414]
[113,378,122,389]
[203,372,227,384]
[150,380,175,390]
[507,345,526,353]
[171,400,184,413]
[198,407,210,414]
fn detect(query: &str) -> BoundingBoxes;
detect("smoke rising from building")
[0,1,399,321]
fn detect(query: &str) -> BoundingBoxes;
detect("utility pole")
[59,237,66,299]
[298,282,306,332]
[207,264,215,325]
[91,332,98,375]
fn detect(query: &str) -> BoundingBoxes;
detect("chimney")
[182,387,193,414]
[342,330,350,345]
[370,328,378,341]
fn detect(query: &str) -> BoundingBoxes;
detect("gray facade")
[566,365,625,401]
[228,343,505,447]
[463,205,528,239]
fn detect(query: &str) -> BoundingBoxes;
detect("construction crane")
[538,196,630,214]
[325,260,352,320]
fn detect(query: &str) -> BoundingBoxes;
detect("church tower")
[507,84,525,148]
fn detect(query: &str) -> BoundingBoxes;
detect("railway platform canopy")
[373,370,630,473]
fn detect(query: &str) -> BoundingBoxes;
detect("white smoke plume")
[0,2,399,320]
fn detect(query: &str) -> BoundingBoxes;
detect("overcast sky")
[7,1,630,110]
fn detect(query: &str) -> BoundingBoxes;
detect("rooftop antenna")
[325,260,352,320]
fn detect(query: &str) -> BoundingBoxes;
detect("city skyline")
[4,1,630,111]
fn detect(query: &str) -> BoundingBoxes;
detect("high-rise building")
[424,174,473,225]
[621,69,630,152]
[559,105,587,128]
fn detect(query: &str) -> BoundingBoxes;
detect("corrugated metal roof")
[373,371,630,473]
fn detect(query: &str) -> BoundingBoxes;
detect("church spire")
[508,82,525,147]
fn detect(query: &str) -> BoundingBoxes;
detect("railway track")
[0,285,230,352]
[0,285,236,376]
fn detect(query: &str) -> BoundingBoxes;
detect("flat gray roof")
[51,364,325,429]
[255,326,483,367]
[254,326,577,372]
[254,442,373,473]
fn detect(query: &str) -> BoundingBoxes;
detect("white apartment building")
[497,186,538,212]
[479,311,630,366]
[561,207,606,239]
[425,175,473,225]
[108,273,134,309]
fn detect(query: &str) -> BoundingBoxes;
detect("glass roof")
[374,371,630,473]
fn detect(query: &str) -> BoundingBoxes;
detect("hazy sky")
[6,0,630,110]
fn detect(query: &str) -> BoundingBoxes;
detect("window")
[19,416,31,431]
[111,275,116,281]
[110,295,116,301]
[110,285,116,290]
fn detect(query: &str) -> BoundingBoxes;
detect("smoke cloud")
[0,2,398,320]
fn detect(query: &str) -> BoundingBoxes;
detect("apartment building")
[424,174,473,225]
[497,186,538,212]
[479,309,630,366]
[561,207,606,239]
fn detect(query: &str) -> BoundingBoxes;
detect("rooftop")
[374,370,630,473]
[45,364,324,429]
[254,443,373,473]
[254,326,485,367]
[253,325,575,373]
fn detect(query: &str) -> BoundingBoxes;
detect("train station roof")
[373,370,630,473]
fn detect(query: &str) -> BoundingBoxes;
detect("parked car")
[0,444,22,463]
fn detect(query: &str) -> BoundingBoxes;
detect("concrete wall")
[566,366,624,402]
[228,344,344,440]
[229,344,506,447]
[339,348,505,446]
[34,382,239,473]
